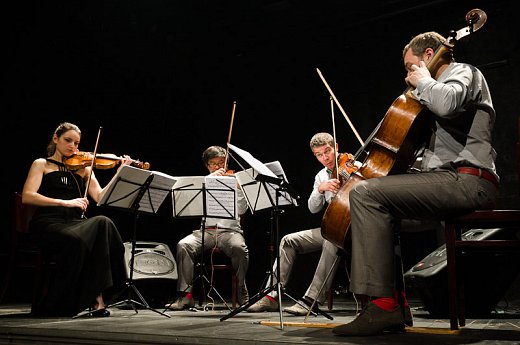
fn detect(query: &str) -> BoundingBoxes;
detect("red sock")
[371,297,398,311]
[185,292,193,300]
[266,295,276,302]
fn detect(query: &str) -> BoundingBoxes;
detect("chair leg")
[327,289,333,310]
[231,274,237,308]
[445,222,460,330]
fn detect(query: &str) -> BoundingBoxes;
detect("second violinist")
[166,145,250,310]
[21,122,133,317]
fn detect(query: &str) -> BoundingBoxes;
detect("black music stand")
[219,145,330,329]
[164,175,237,311]
[99,165,176,318]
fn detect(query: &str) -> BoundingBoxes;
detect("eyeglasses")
[207,161,225,168]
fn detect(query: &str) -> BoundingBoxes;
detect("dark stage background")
[4,0,519,301]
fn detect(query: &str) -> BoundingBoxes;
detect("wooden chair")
[0,192,54,314]
[444,210,520,330]
[205,246,238,308]
[443,118,520,330]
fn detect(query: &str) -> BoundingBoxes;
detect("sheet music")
[172,176,237,219]
[98,165,177,214]
[227,143,278,179]
[235,161,297,213]
[205,175,237,219]
[138,170,177,214]
[265,161,298,207]
[171,176,204,217]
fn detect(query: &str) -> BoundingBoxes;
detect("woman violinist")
[22,122,133,317]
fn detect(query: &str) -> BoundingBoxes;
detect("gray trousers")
[266,227,339,304]
[349,170,498,298]
[176,229,249,292]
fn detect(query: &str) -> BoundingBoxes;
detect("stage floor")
[1,296,519,345]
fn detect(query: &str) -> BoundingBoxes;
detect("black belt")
[456,167,499,189]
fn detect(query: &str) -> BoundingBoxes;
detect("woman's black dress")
[29,160,125,316]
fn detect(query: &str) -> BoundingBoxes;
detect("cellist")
[333,31,499,336]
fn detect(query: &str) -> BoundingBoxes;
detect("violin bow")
[224,100,237,171]
[329,96,340,180]
[316,68,364,147]
[83,126,102,209]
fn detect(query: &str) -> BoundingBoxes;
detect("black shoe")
[91,308,110,317]
[333,301,405,336]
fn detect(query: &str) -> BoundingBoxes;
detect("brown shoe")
[333,301,405,336]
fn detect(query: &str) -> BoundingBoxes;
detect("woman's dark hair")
[46,122,81,156]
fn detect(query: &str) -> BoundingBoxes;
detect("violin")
[64,151,150,171]
[332,153,358,183]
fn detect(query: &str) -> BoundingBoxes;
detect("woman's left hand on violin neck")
[118,155,133,169]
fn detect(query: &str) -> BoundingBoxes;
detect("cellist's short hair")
[403,31,453,62]
[309,132,334,150]
[202,145,226,166]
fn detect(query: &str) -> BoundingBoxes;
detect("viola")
[64,152,150,171]
[332,153,358,183]
[320,9,487,251]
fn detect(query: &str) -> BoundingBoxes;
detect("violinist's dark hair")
[310,132,334,150]
[403,31,453,62]
[202,145,226,166]
[46,122,81,157]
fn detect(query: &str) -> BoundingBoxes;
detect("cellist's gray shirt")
[412,62,498,180]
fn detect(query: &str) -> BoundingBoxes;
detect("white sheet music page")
[98,165,176,213]
[205,175,236,219]
[98,165,151,209]
[235,161,298,213]
[171,176,205,218]
[265,161,299,207]
[138,170,177,214]
[227,143,278,179]
[234,168,266,213]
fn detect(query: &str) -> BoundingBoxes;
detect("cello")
[321,9,488,250]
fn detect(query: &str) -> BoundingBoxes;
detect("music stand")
[99,165,176,318]
[219,145,332,329]
[164,175,237,311]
